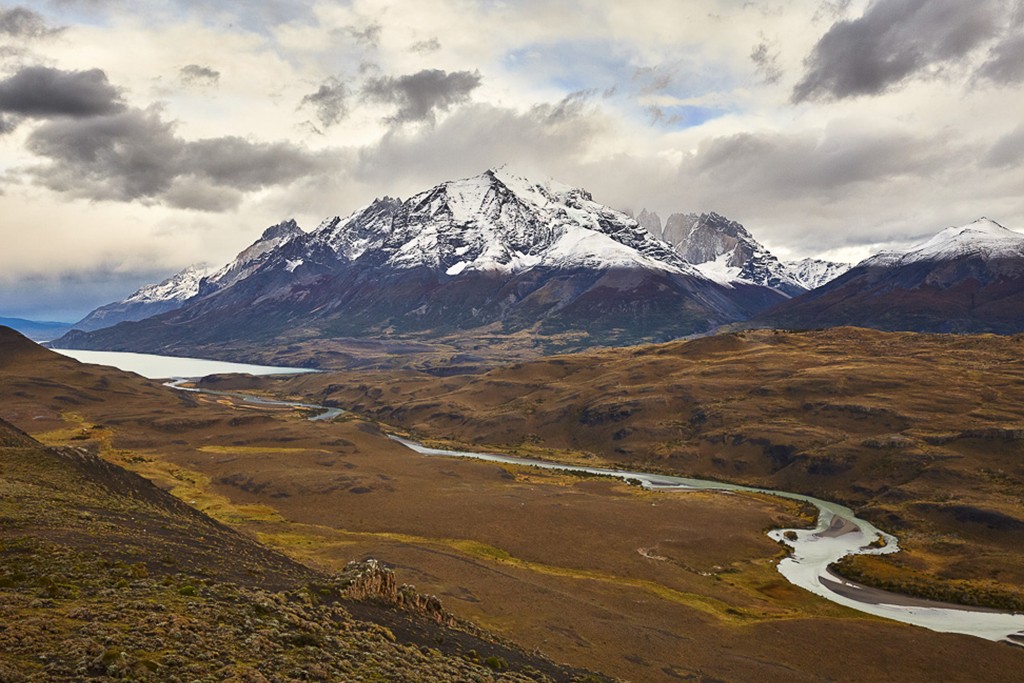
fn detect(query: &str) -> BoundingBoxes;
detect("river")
[55,348,1024,647]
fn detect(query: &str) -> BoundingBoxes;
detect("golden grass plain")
[3,327,1023,681]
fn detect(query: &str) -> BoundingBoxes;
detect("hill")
[0,327,606,681]
[6,325,1023,680]
[260,326,1024,614]
[757,218,1024,333]
[0,316,72,341]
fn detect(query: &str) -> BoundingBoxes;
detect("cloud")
[409,37,440,53]
[0,113,17,134]
[0,6,62,38]
[0,268,175,322]
[794,0,1007,101]
[348,22,381,46]
[750,37,783,85]
[0,66,124,120]
[363,68,481,123]
[687,124,944,198]
[352,94,608,187]
[983,125,1024,167]
[300,77,348,127]
[24,106,329,210]
[179,64,220,86]
[977,33,1024,85]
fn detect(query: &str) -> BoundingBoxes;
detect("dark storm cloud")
[300,77,348,127]
[179,64,220,86]
[0,66,123,119]
[363,69,481,123]
[24,106,329,210]
[794,0,1006,101]
[0,6,62,38]
[183,137,325,190]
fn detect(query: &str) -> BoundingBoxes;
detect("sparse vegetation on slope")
[260,327,1024,610]
[0,414,607,682]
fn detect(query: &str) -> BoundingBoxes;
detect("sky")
[1,0,1023,321]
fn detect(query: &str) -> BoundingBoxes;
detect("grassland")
[3,326,1023,681]
[254,327,1024,614]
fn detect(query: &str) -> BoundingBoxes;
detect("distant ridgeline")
[53,168,1024,360]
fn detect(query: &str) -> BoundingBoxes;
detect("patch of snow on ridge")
[124,264,215,304]
[694,252,742,287]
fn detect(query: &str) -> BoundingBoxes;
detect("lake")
[52,348,317,380]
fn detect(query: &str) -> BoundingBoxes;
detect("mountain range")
[52,169,1024,359]
[636,209,821,296]
[757,218,1024,334]
[55,169,800,356]
[0,316,72,342]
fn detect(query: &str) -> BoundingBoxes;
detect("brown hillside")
[4,325,1023,681]
[262,327,1024,608]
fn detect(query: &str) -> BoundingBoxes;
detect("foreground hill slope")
[758,218,1024,333]
[54,169,785,360]
[0,327,605,682]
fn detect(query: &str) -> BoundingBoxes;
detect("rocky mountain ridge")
[54,169,788,358]
[637,210,848,297]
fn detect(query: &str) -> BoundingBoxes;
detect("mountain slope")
[651,211,807,297]
[70,264,215,332]
[0,325,606,682]
[55,169,778,359]
[71,220,305,333]
[757,218,1024,333]
[0,316,71,341]
[785,258,851,290]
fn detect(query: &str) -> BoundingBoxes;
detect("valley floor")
[3,326,1024,681]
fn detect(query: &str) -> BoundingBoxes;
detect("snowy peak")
[205,219,305,291]
[894,218,1024,264]
[785,258,851,290]
[70,262,216,332]
[648,211,806,296]
[636,209,662,235]
[757,217,1024,335]
[310,169,699,278]
[123,263,214,304]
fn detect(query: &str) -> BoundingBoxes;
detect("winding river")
[54,349,1024,647]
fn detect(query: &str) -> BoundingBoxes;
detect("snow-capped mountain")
[201,219,304,294]
[54,169,784,357]
[645,211,807,297]
[758,218,1024,334]
[785,258,851,290]
[70,220,305,334]
[308,168,699,276]
[862,218,1024,268]
[70,263,214,332]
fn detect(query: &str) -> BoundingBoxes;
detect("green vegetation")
[832,555,1024,612]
